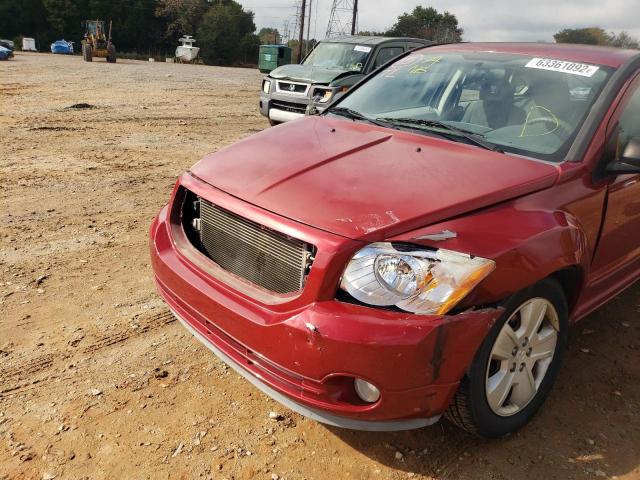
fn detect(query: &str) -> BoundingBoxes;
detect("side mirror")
[605,136,640,175]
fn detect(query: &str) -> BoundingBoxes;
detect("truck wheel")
[83,44,93,62]
[445,278,568,438]
[107,44,116,63]
[269,119,281,126]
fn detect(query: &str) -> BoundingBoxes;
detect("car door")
[590,72,640,283]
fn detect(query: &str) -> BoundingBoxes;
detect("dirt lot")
[0,52,639,480]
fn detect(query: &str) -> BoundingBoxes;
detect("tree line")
[554,27,639,49]
[1,1,637,67]
[0,0,259,65]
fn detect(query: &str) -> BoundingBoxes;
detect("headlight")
[315,86,349,104]
[262,79,271,94]
[340,243,495,315]
[317,88,334,103]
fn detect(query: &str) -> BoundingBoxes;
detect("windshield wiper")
[376,117,504,153]
[330,107,396,129]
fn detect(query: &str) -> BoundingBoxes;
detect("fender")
[389,164,607,320]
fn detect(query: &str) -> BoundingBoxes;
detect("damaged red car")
[150,43,640,437]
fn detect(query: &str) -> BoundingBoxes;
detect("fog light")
[354,378,380,403]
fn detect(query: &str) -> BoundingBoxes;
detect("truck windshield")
[334,51,613,162]
[303,42,372,72]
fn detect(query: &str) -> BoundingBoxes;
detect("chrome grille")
[276,81,309,95]
[198,198,313,294]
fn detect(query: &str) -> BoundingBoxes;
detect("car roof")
[325,35,431,46]
[423,42,640,68]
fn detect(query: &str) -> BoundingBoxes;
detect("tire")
[445,278,568,437]
[269,119,282,126]
[83,44,93,62]
[107,44,116,63]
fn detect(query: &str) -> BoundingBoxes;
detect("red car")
[150,43,640,437]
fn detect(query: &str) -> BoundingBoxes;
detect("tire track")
[0,308,174,397]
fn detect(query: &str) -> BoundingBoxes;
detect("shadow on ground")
[327,282,640,480]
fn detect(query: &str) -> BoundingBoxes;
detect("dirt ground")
[0,52,638,480]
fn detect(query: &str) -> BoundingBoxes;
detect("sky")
[242,0,640,43]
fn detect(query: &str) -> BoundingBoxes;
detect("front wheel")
[107,44,116,63]
[446,278,568,437]
[82,44,93,62]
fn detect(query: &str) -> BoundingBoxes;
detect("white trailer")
[22,37,37,51]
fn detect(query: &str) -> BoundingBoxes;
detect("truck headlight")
[314,86,349,104]
[317,88,334,103]
[262,79,271,94]
[340,243,495,315]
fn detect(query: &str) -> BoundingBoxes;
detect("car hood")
[269,64,354,84]
[190,116,560,240]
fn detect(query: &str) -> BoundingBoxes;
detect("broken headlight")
[313,86,349,104]
[340,243,495,315]
[314,87,334,104]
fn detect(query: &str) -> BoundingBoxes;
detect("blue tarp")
[0,45,10,60]
[51,40,73,54]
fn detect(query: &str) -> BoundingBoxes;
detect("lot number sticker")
[525,58,600,77]
[354,45,372,53]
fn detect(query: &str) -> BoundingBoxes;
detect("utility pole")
[305,0,313,56]
[297,0,306,62]
[351,0,358,35]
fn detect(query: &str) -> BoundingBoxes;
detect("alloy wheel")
[485,298,559,416]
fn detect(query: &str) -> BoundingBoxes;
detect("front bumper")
[169,306,437,431]
[149,180,502,430]
[259,90,308,123]
[259,88,329,123]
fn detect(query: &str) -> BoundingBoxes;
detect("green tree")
[386,6,463,43]
[0,0,49,49]
[258,27,281,45]
[156,0,210,42]
[239,32,260,63]
[608,31,640,49]
[42,0,88,41]
[87,0,164,52]
[197,0,257,65]
[553,27,610,45]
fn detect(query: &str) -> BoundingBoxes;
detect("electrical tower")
[288,2,300,46]
[325,0,358,38]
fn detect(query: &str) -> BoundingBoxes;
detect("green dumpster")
[259,45,292,74]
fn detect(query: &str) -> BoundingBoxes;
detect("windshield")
[334,51,614,161]
[303,42,372,72]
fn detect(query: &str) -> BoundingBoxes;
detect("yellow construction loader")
[81,20,116,63]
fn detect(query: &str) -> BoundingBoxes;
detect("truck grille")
[198,198,314,294]
[276,81,309,95]
[271,100,307,114]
